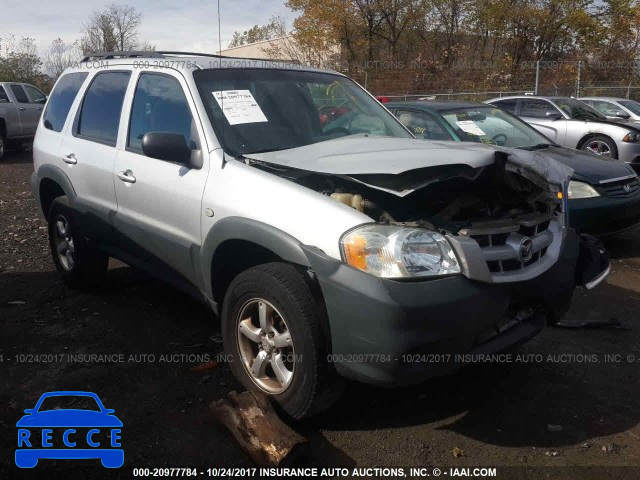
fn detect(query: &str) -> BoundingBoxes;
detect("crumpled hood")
[247,136,574,196]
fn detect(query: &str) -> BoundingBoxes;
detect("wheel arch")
[576,132,618,158]
[35,164,77,219]
[203,217,313,307]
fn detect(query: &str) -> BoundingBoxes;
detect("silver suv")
[32,52,609,419]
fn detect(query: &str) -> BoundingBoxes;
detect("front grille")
[459,212,555,277]
[599,177,640,197]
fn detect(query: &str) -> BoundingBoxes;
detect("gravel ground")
[1,149,639,480]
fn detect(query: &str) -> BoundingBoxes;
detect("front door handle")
[19,107,26,111]
[63,153,77,164]
[117,170,136,184]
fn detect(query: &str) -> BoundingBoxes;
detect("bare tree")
[80,4,143,54]
[43,38,83,78]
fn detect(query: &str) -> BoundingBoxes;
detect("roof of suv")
[78,50,339,76]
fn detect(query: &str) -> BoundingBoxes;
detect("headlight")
[339,224,461,278]
[623,131,640,142]
[568,180,600,199]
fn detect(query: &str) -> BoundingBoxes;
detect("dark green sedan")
[386,101,640,235]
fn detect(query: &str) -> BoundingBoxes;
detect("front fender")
[201,216,311,302]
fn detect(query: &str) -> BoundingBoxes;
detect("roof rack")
[81,51,165,62]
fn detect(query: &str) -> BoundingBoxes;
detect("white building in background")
[218,35,339,68]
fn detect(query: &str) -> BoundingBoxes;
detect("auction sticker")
[212,90,268,125]
[455,120,486,136]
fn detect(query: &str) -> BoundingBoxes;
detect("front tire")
[48,197,109,287]
[221,263,343,419]
[582,135,618,159]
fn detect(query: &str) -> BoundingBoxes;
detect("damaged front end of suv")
[243,138,610,385]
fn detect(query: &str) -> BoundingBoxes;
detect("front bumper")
[302,229,588,387]
[569,188,640,235]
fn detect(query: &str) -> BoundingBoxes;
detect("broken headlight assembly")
[340,224,461,278]
[568,180,600,199]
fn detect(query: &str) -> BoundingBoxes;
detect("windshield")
[439,106,552,148]
[619,100,640,116]
[554,98,605,120]
[193,68,412,156]
[37,395,101,412]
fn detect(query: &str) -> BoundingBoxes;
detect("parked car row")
[386,100,640,235]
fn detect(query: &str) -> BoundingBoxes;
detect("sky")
[1,0,296,56]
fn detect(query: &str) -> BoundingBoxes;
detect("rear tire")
[0,132,5,160]
[47,197,109,288]
[221,262,344,419]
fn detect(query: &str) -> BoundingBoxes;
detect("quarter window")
[77,71,131,145]
[491,99,518,114]
[43,73,88,132]
[10,85,29,103]
[128,73,196,152]
[0,86,9,102]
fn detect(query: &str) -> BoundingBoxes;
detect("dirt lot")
[1,149,639,479]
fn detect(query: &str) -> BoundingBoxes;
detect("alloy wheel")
[53,215,75,271]
[236,298,295,394]
[586,140,612,157]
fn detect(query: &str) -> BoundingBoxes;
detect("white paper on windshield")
[212,90,268,125]
[455,120,486,137]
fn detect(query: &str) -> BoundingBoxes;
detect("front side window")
[23,84,47,104]
[43,72,88,132]
[77,71,131,145]
[520,99,559,118]
[10,84,29,103]
[395,110,450,140]
[554,98,604,120]
[193,68,411,157]
[619,100,640,116]
[128,73,196,152]
[439,107,551,148]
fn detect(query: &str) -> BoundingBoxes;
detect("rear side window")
[520,99,558,118]
[491,99,518,114]
[76,71,131,146]
[43,73,88,132]
[127,73,196,152]
[10,85,29,103]
[0,86,9,102]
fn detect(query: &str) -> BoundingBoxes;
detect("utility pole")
[576,60,582,97]
[534,60,540,95]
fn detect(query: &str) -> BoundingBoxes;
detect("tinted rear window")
[0,86,9,102]
[43,73,88,132]
[76,71,131,145]
[491,99,518,114]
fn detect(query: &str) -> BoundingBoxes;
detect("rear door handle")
[63,153,77,164]
[117,170,136,184]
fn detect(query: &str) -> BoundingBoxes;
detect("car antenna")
[217,0,228,168]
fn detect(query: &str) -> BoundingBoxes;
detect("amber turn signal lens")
[343,235,368,271]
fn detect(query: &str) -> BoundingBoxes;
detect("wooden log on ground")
[210,390,308,466]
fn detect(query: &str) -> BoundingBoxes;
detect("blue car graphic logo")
[15,391,123,468]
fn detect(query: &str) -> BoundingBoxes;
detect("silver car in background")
[485,96,640,171]
[580,97,640,123]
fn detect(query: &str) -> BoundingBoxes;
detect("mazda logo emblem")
[519,238,534,262]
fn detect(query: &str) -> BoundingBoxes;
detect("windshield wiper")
[519,143,553,151]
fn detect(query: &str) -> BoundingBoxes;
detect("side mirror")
[24,409,34,414]
[614,110,630,119]
[545,111,563,120]
[104,409,115,414]
[142,132,193,166]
